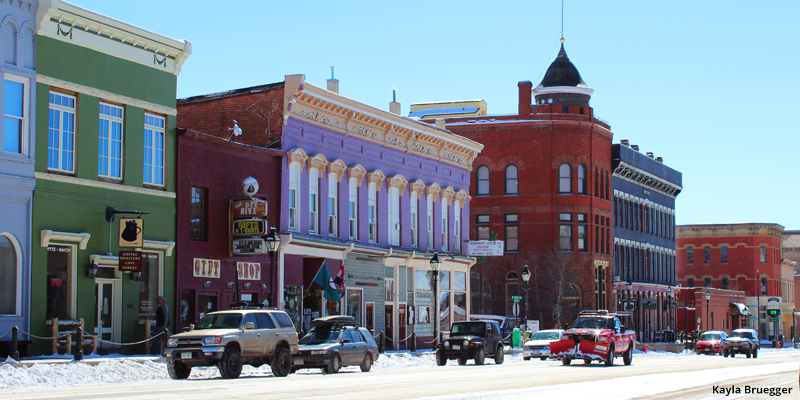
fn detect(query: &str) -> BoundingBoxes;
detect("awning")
[731,302,751,316]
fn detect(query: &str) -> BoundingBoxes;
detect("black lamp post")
[705,290,711,331]
[666,287,673,331]
[521,265,531,324]
[265,226,280,307]
[430,252,442,347]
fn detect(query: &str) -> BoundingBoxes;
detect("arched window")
[505,164,518,195]
[476,165,490,196]
[0,233,21,315]
[559,163,572,194]
[577,164,587,194]
[562,283,582,321]
[505,271,520,317]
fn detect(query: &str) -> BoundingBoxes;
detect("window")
[426,194,433,249]
[476,214,490,240]
[476,165,489,195]
[577,165,587,194]
[721,246,728,264]
[505,214,518,252]
[704,277,711,287]
[578,213,587,252]
[760,245,766,263]
[48,91,76,172]
[0,234,19,315]
[558,163,572,194]
[686,246,694,264]
[439,270,451,332]
[687,278,695,287]
[143,114,165,186]
[98,103,123,179]
[190,187,207,241]
[703,246,711,264]
[721,277,729,290]
[138,252,161,322]
[454,271,467,323]
[389,186,400,246]
[559,213,572,251]
[46,245,74,320]
[760,277,767,295]
[328,172,338,237]
[309,168,319,233]
[454,200,461,252]
[441,201,448,252]
[348,177,358,239]
[4,76,27,154]
[368,182,377,243]
[562,105,569,113]
[289,163,300,230]
[410,191,418,247]
[505,164,518,195]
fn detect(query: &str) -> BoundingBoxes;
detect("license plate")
[452,345,460,350]
[181,352,192,359]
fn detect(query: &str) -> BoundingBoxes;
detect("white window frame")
[143,113,165,186]
[368,182,377,243]
[348,177,358,240]
[98,102,124,180]
[47,91,76,173]
[410,191,418,248]
[328,172,338,237]
[388,186,400,246]
[427,194,434,250]
[309,168,319,234]
[454,200,461,252]
[289,162,301,231]
[441,200,448,252]
[0,233,22,316]
[3,75,29,156]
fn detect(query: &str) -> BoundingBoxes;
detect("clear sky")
[72,0,800,230]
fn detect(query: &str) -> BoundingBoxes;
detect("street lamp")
[705,290,711,331]
[666,287,673,332]
[625,281,633,336]
[521,265,531,324]
[265,226,280,307]
[430,252,442,347]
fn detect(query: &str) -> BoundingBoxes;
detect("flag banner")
[334,264,345,298]
[312,262,341,302]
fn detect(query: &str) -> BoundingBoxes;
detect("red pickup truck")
[549,310,636,366]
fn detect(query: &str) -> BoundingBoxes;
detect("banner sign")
[467,240,504,256]
[193,258,221,278]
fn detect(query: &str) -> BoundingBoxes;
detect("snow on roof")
[408,106,481,118]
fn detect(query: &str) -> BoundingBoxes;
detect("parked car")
[293,315,378,374]
[722,328,759,358]
[164,306,298,379]
[523,329,565,361]
[469,314,522,344]
[696,331,727,355]
[436,320,505,366]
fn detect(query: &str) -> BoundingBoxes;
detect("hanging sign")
[233,199,268,217]
[467,240,504,256]
[119,251,142,272]
[118,217,144,248]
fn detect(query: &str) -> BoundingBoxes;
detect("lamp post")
[430,252,442,347]
[666,287,673,332]
[521,265,531,325]
[625,280,633,334]
[265,226,280,307]
[705,290,711,332]
[793,308,796,347]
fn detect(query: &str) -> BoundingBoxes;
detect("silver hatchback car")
[293,315,379,374]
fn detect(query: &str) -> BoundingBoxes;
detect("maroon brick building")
[428,41,614,328]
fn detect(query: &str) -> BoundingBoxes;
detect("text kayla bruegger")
[713,385,793,396]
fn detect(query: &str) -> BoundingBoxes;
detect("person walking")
[154,296,170,356]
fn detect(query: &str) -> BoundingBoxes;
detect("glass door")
[94,279,118,348]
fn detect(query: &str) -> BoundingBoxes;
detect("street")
[4,350,797,400]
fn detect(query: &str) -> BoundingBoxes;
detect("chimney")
[389,90,401,115]
[631,145,639,151]
[621,139,629,147]
[518,81,532,119]
[656,157,663,163]
[646,152,654,159]
[326,66,339,94]
[435,118,446,129]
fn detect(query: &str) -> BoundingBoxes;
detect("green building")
[30,0,190,354]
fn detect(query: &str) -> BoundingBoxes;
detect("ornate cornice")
[612,161,682,198]
[327,159,346,182]
[387,174,408,196]
[347,164,366,186]
[677,223,785,240]
[427,182,441,201]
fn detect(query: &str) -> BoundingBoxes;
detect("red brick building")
[425,41,614,328]
[676,223,794,340]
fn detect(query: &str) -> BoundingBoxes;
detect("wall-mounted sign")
[237,262,262,280]
[119,251,142,272]
[467,240,504,256]
[233,199,268,217]
[233,219,267,236]
[193,258,221,278]
[233,238,267,255]
[642,298,657,310]
[118,217,144,248]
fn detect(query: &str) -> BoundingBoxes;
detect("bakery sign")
[193,258,221,279]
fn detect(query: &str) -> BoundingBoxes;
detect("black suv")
[436,320,504,366]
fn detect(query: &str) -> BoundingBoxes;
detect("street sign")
[512,295,522,302]
[467,241,504,256]
[512,303,520,317]
[233,238,268,255]
[118,251,142,272]
[233,219,267,236]
[232,199,268,217]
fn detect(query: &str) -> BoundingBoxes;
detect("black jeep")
[436,320,504,366]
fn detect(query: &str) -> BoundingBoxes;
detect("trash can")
[512,328,522,347]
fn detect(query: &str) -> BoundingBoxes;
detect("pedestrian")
[154,295,170,356]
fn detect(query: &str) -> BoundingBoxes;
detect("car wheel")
[327,354,342,374]
[731,352,735,358]
[623,342,633,366]
[752,347,758,359]
[494,346,504,365]
[218,347,242,379]
[167,360,192,380]
[723,349,728,358]
[360,353,373,372]
[271,347,292,377]
[436,350,447,366]
[562,357,572,366]
[523,357,531,361]
[746,348,751,359]
[458,355,468,365]
[540,357,547,361]
[604,344,615,367]
[474,347,485,365]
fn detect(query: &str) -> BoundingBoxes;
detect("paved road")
[9,351,799,400]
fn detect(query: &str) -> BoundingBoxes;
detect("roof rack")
[578,310,609,315]
[228,302,267,310]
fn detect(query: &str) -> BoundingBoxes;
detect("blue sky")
[74,0,800,229]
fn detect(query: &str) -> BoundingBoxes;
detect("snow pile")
[0,360,166,392]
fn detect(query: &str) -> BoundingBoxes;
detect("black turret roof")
[536,44,588,88]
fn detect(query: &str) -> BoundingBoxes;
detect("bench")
[49,318,96,355]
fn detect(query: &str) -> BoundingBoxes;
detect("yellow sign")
[118,218,144,248]
[233,219,266,236]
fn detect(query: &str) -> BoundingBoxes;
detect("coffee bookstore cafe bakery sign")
[231,198,269,256]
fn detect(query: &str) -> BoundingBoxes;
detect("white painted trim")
[0,233,23,316]
[34,172,176,198]
[140,240,175,257]
[532,85,595,97]
[37,75,177,116]
[41,230,90,249]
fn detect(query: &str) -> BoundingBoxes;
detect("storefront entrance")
[94,279,119,348]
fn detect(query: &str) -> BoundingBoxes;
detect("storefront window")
[46,245,72,320]
[138,252,160,322]
[284,286,302,331]
[346,289,363,326]
[0,235,18,315]
[454,271,467,322]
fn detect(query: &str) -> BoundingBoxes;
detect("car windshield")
[572,317,614,329]
[451,322,485,336]
[700,333,722,341]
[196,313,242,329]
[300,328,342,345]
[729,331,752,339]
[531,331,561,341]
